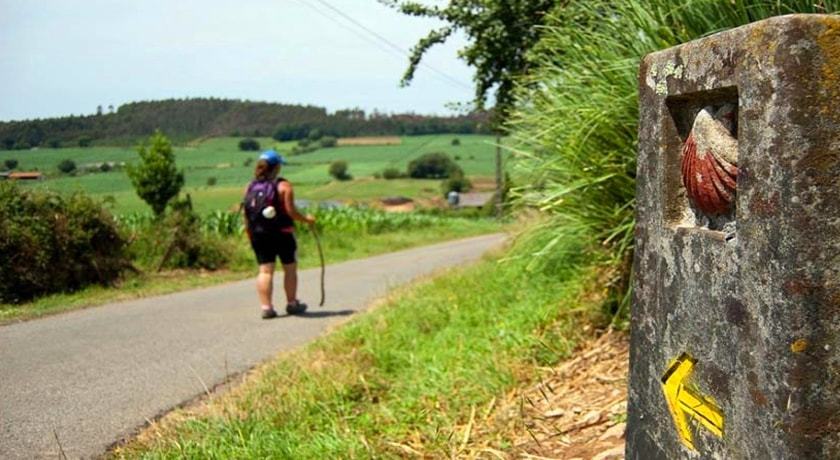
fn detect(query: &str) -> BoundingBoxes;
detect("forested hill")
[0,98,491,149]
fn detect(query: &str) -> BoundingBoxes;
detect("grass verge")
[114,235,608,458]
[0,220,500,324]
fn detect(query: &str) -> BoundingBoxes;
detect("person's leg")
[281,262,297,304]
[256,262,275,310]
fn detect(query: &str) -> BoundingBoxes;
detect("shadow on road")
[289,309,355,319]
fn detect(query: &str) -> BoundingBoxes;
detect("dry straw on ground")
[438,330,629,460]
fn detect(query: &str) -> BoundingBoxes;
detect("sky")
[0,0,475,122]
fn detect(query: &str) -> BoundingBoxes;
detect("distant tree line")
[0,98,492,150]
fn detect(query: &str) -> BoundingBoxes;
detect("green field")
[0,135,504,214]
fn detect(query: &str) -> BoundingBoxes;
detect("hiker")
[243,149,316,319]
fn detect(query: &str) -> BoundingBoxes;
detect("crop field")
[0,134,504,214]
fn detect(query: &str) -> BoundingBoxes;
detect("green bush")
[78,136,92,147]
[441,174,472,196]
[206,176,217,187]
[238,138,260,151]
[124,197,232,271]
[320,136,337,148]
[57,159,77,174]
[451,138,461,146]
[0,184,129,303]
[382,167,403,180]
[329,160,351,181]
[4,159,18,170]
[407,152,462,179]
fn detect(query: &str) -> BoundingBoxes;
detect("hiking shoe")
[286,300,308,315]
[261,308,278,319]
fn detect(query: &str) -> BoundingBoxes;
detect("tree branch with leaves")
[382,0,557,125]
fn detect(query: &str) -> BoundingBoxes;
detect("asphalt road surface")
[0,233,505,459]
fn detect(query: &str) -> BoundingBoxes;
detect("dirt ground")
[472,330,629,459]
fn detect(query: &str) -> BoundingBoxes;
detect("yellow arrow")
[661,353,724,450]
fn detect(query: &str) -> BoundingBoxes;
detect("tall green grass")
[508,0,839,319]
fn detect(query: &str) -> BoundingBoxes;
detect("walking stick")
[309,222,325,307]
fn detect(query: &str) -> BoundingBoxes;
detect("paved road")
[0,233,505,459]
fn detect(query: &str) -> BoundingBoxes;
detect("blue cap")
[259,149,287,166]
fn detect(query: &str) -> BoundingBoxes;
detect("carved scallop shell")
[681,106,739,215]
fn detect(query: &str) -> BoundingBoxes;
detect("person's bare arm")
[279,181,315,224]
[242,185,252,241]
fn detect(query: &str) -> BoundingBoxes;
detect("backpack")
[243,179,282,235]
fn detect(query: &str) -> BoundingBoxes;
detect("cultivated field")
[0,134,505,214]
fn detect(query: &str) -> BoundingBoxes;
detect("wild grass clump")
[509,0,840,320]
[0,183,129,303]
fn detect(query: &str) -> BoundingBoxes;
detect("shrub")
[382,167,403,180]
[14,141,31,150]
[48,139,61,149]
[78,136,92,147]
[125,197,232,271]
[243,157,254,167]
[99,162,113,172]
[58,159,77,174]
[451,138,461,146]
[329,160,351,181]
[206,176,217,186]
[0,184,129,303]
[126,131,184,217]
[4,159,18,170]
[307,129,323,141]
[442,174,472,196]
[407,152,463,179]
[320,136,337,148]
[239,138,260,151]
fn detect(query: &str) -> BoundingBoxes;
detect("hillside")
[0,98,491,150]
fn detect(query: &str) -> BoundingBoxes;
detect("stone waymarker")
[627,15,840,459]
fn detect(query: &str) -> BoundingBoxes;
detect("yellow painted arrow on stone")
[661,353,724,450]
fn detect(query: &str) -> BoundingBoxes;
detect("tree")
[238,138,261,151]
[407,152,462,179]
[96,105,103,116]
[320,136,337,148]
[382,0,555,122]
[126,131,184,216]
[78,136,92,147]
[328,160,351,181]
[4,159,18,170]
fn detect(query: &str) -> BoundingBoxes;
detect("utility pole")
[495,133,503,218]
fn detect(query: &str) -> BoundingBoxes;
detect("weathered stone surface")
[628,15,840,459]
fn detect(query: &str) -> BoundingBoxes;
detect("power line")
[295,0,407,64]
[308,0,473,91]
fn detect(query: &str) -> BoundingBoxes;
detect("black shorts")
[251,232,297,265]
